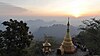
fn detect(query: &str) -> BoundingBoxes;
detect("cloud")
[0,2,28,16]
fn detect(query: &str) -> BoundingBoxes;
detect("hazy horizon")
[0,16,99,27]
[0,0,100,26]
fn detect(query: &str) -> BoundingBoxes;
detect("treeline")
[0,18,100,56]
[0,19,57,56]
[76,18,100,55]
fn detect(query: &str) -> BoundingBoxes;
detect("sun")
[48,0,88,17]
[66,0,88,17]
[70,9,82,17]
[29,0,90,17]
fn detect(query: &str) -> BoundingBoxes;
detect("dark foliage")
[0,19,33,56]
[76,18,100,55]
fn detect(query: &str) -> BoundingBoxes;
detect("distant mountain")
[26,19,61,32]
[0,18,80,41]
[0,19,62,31]
[34,24,80,40]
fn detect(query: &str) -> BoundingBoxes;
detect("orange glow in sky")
[26,0,100,17]
[1,0,100,17]
[66,0,88,17]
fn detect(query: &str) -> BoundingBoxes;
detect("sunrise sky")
[0,0,100,17]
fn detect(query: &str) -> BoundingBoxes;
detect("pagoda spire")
[57,17,76,55]
[66,17,70,38]
[67,17,70,32]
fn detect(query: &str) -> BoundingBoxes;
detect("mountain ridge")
[33,24,80,40]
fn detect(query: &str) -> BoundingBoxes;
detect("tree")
[0,19,33,56]
[76,18,100,55]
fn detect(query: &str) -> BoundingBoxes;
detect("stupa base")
[64,49,76,54]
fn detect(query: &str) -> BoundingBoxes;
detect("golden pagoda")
[42,35,51,54]
[57,18,76,55]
